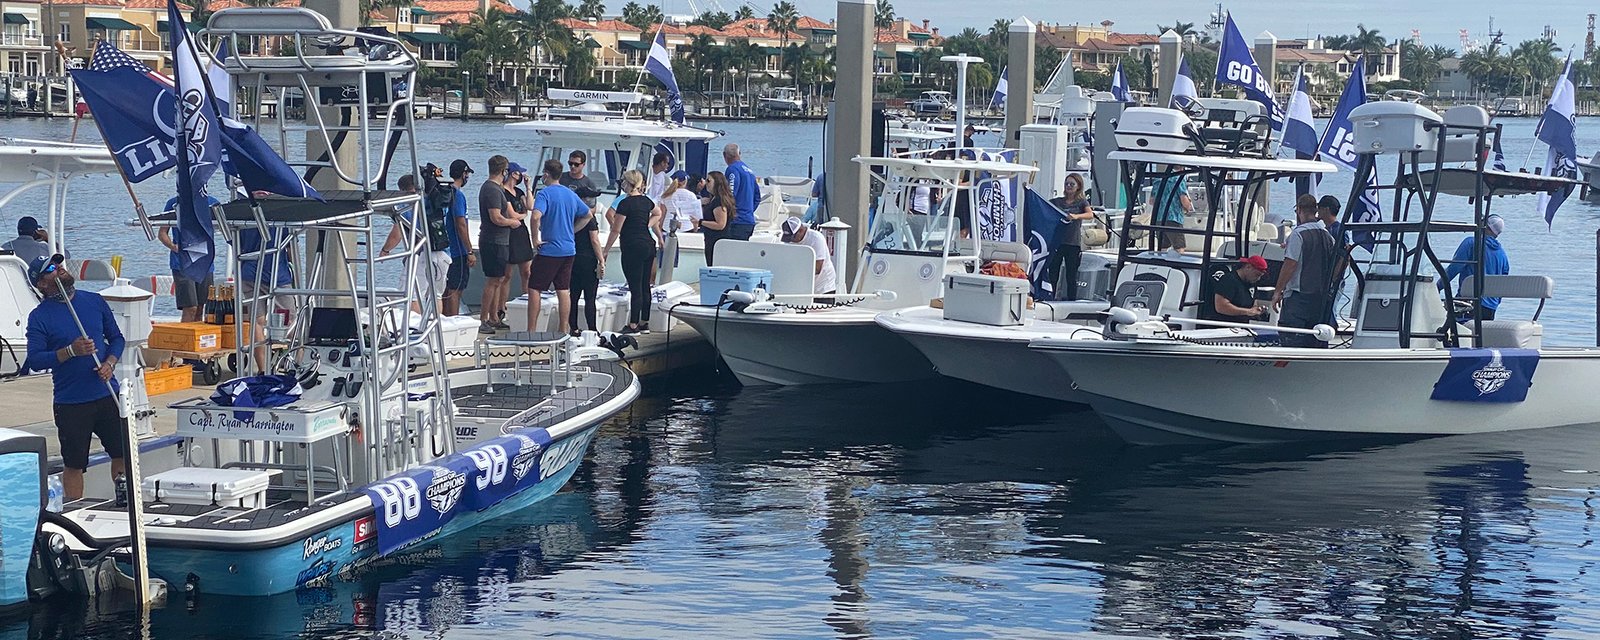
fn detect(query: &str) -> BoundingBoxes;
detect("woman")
[661,171,703,234]
[504,165,535,306]
[700,171,734,266]
[568,205,604,336]
[604,170,661,335]
[1044,173,1094,300]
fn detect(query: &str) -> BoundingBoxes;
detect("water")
[6,116,1600,637]
[8,376,1600,638]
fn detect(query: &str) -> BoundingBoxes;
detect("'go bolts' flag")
[644,29,685,123]
[1317,57,1381,247]
[1216,13,1280,125]
[1535,54,1578,226]
[1110,61,1132,103]
[991,66,1008,107]
[1170,57,1199,109]
[168,0,222,282]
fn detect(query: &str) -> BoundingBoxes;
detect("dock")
[0,324,714,467]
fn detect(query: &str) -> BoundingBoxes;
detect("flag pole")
[75,85,157,242]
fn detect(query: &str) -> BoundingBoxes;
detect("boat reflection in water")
[13,377,1600,638]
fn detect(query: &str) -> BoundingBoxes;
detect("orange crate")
[219,322,250,350]
[144,365,193,396]
[150,322,222,352]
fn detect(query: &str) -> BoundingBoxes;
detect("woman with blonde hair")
[604,169,662,334]
[700,171,735,265]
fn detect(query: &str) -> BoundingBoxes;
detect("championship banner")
[1430,349,1540,403]
[974,150,1019,244]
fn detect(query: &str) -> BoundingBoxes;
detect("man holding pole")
[23,254,127,502]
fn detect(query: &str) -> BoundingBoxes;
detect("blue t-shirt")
[533,183,588,258]
[1152,175,1188,225]
[447,187,470,258]
[237,227,294,286]
[25,291,125,404]
[164,195,221,273]
[727,160,759,226]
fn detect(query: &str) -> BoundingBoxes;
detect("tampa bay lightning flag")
[644,28,685,123]
[1316,57,1381,248]
[1170,57,1199,110]
[169,0,222,282]
[69,43,179,182]
[991,65,1007,107]
[1535,54,1577,226]
[1216,13,1280,126]
[1110,61,1132,103]
[1280,65,1319,196]
[1023,188,1064,300]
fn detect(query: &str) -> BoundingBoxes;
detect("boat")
[757,87,805,113]
[1033,53,1075,122]
[1029,101,1589,445]
[1490,96,1526,117]
[37,7,639,597]
[668,150,1037,385]
[907,90,955,116]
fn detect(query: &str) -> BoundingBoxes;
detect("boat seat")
[980,241,1030,264]
[1458,275,1553,348]
[1036,300,1110,322]
[1474,320,1542,348]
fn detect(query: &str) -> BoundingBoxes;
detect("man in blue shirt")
[159,195,220,322]
[24,254,126,501]
[442,159,476,316]
[236,216,295,373]
[1443,214,1511,321]
[723,143,760,241]
[527,158,594,335]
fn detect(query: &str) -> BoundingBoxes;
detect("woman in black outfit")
[604,170,661,334]
[700,171,734,266]
[504,166,535,302]
[568,214,604,335]
[1044,173,1094,300]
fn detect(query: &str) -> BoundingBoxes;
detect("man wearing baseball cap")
[780,216,836,295]
[442,159,475,316]
[3,216,52,265]
[1201,254,1270,323]
[23,254,127,501]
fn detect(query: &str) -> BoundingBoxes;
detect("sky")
[644,0,1599,51]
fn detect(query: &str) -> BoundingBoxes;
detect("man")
[962,123,977,149]
[379,174,451,313]
[723,143,760,241]
[235,209,296,372]
[1316,194,1350,321]
[1316,195,1345,246]
[1201,255,1270,322]
[159,194,221,322]
[559,150,602,212]
[442,159,475,316]
[1272,194,1338,347]
[1150,167,1193,254]
[477,155,522,334]
[528,159,594,335]
[3,216,53,265]
[1443,214,1511,320]
[24,254,126,501]
[647,151,672,200]
[781,216,837,295]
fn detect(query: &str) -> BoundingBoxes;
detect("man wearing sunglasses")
[23,254,127,501]
[559,151,602,212]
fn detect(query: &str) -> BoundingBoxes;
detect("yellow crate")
[150,322,222,353]
[144,365,193,397]
[219,322,250,350]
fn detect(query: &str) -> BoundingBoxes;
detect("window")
[59,23,70,43]
[398,8,411,24]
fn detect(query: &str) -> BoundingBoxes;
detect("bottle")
[46,475,64,512]
[114,474,129,508]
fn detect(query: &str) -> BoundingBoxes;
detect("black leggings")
[703,228,723,266]
[1044,244,1083,300]
[568,254,600,331]
[621,243,656,326]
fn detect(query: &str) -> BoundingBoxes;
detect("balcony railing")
[1,34,45,47]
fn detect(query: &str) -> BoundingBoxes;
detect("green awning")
[808,27,834,34]
[583,36,601,48]
[85,16,140,31]
[618,39,650,51]
[400,31,455,44]
[896,51,916,62]
[908,32,931,40]
[409,7,433,15]
[760,46,781,55]
[3,13,27,25]
[872,50,892,59]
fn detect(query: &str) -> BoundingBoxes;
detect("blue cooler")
[699,267,772,305]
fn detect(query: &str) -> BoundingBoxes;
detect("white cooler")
[943,273,1029,326]
[650,282,697,332]
[506,294,561,333]
[601,288,631,332]
[506,295,532,332]
[142,467,279,509]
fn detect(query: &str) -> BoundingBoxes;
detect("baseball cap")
[1239,255,1268,271]
[1316,195,1340,213]
[27,253,62,282]
[671,170,690,181]
[780,216,803,241]
[448,159,473,179]
[507,161,527,175]
[1486,214,1506,236]
[16,216,39,236]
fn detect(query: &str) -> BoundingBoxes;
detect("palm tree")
[1157,21,1195,37]
[513,0,575,102]
[1460,46,1510,96]
[766,1,799,80]
[693,10,733,29]
[575,0,605,21]
[1400,41,1450,85]
[620,2,663,30]
[733,5,755,21]
[1347,24,1387,75]
[1511,38,1561,98]
[874,0,894,31]
[987,19,1009,46]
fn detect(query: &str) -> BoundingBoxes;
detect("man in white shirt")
[781,216,836,295]
[647,152,672,201]
[1272,194,1337,347]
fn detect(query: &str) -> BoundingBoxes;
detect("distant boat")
[1491,96,1526,117]
[758,87,804,113]
[907,90,955,115]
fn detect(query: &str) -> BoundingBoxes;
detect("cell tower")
[1460,28,1473,52]
[1587,14,1595,57]
[1542,24,1557,40]
[1411,29,1421,44]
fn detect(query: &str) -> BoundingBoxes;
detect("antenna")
[1542,24,1557,40]
[1587,13,1595,57]
[1486,16,1504,50]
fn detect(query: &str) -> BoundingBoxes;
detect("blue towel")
[211,374,303,420]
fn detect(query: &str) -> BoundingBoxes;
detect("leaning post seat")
[1458,274,1553,349]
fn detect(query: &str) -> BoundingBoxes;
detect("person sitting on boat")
[1272,194,1338,348]
[23,254,125,502]
[781,216,837,295]
[3,216,54,266]
[159,195,221,323]
[1043,174,1094,300]
[1201,255,1270,323]
[1441,213,1510,321]
[1150,167,1193,254]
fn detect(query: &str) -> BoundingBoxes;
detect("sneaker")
[478,322,497,335]
[639,328,651,335]
[620,325,641,335]
[492,320,511,330]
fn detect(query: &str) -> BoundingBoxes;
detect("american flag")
[86,41,172,87]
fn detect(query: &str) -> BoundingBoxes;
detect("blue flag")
[169,0,222,282]
[69,42,179,182]
[644,29,685,123]
[1110,61,1132,103]
[1023,188,1064,300]
[1535,55,1577,226]
[1170,57,1199,110]
[991,65,1007,107]
[1281,66,1318,159]
[1315,57,1381,248]
[1216,14,1280,125]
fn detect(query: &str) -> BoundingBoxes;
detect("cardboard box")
[219,323,250,350]
[144,365,193,396]
[150,322,222,352]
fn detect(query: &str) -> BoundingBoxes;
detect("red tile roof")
[875,29,911,45]
[1106,32,1160,47]
[556,17,595,29]
[589,19,640,32]
[206,0,299,10]
[795,16,831,30]
[54,0,124,6]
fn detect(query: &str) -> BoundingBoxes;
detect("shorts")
[54,395,127,470]
[173,272,214,310]
[238,280,293,319]
[445,256,471,292]
[423,251,451,296]
[1156,220,1188,251]
[508,225,534,264]
[480,244,510,278]
[529,254,575,292]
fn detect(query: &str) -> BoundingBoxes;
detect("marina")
[2,0,1600,637]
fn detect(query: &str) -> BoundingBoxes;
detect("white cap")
[781,216,803,238]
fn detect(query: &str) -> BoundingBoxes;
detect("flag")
[69,42,179,182]
[169,0,222,282]
[644,29,685,124]
[1110,61,1132,103]
[1491,135,1507,172]
[1535,54,1577,226]
[1281,65,1319,197]
[1216,13,1280,125]
[1169,57,1199,110]
[1315,57,1381,248]
[974,150,1019,244]
[1022,188,1064,300]
[991,66,1007,107]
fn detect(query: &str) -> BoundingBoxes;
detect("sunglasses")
[39,263,58,276]
[568,161,584,167]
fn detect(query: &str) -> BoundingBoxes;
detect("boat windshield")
[537,139,657,194]
[865,173,992,258]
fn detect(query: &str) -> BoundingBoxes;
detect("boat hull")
[672,306,934,385]
[1031,341,1600,445]
[876,307,1087,402]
